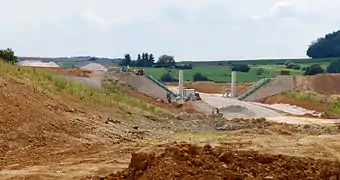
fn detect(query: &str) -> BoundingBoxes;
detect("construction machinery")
[121,66,127,72]
[182,89,201,101]
[135,69,145,76]
[280,70,290,75]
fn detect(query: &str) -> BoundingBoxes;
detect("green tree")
[285,61,301,70]
[136,54,143,67]
[0,48,18,65]
[256,68,264,76]
[193,73,209,81]
[304,64,324,75]
[160,72,177,82]
[327,59,340,73]
[157,55,176,68]
[231,64,250,72]
[120,54,132,66]
[148,53,155,67]
[307,30,340,58]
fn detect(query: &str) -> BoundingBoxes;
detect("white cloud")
[0,0,339,60]
[270,1,297,18]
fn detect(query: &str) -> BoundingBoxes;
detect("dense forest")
[307,30,340,58]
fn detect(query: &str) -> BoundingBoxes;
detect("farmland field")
[181,57,335,67]
[143,66,303,82]
[57,57,334,83]
[141,57,335,82]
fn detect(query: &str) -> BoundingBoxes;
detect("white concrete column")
[231,71,237,98]
[179,70,183,99]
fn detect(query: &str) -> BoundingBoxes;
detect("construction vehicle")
[121,66,127,72]
[182,89,201,101]
[135,69,144,76]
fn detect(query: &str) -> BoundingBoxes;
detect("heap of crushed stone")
[97,143,340,180]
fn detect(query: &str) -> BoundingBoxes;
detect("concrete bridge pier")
[231,71,237,98]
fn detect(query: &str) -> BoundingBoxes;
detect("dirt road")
[199,93,340,125]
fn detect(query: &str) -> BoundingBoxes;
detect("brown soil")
[214,118,340,136]
[168,81,254,95]
[34,67,92,77]
[3,65,340,179]
[294,74,340,95]
[0,75,90,168]
[0,70,152,173]
[263,94,331,113]
[99,143,340,180]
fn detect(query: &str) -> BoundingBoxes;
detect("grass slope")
[0,61,164,114]
[283,91,340,118]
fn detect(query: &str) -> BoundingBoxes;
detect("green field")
[181,58,336,67]
[143,66,303,82]
[58,57,335,83]
[142,57,335,82]
[57,62,76,68]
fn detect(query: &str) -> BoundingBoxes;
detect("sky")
[0,0,340,61]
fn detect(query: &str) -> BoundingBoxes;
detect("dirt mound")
[99,143,340,180]
[214,118,340,135]
[294,74,340,95]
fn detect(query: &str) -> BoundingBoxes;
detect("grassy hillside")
[0,61,164,114]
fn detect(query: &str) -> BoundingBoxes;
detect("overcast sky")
[1,0,339,61]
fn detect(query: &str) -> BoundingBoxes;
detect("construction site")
[1,62,340,180]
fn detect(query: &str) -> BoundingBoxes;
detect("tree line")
[304,30,340,75]
[120,53,192,69]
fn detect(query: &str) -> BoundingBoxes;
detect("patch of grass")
[0,61,165,114]
[57,61,76,68]
[283,91,340,118]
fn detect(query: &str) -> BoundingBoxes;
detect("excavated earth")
[96,143,340,180]
[294,74,340,95]
[2,67,340,179]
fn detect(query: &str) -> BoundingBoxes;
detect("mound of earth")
[294,74,340,95]
[214,118,340,135]
[98,143,340,180]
